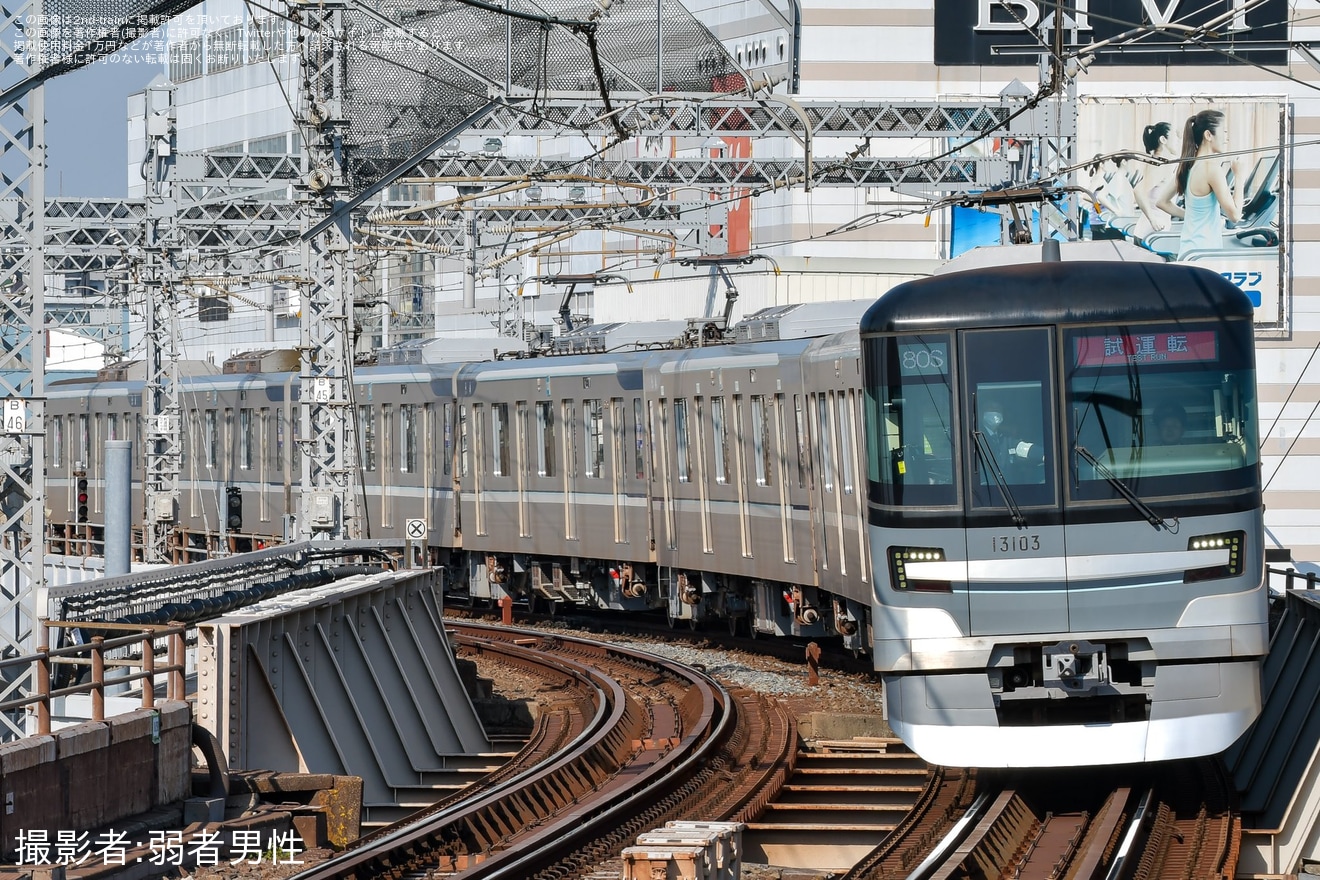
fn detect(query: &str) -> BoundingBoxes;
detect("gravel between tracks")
[485,619,888,719]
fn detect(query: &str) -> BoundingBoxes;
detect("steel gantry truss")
[0,0,45,738]
[295,0,362,542]
[137,83,185,564]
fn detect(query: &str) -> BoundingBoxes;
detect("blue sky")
[45,59,162,198]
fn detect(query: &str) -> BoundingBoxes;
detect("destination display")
[1073,329,1218,367]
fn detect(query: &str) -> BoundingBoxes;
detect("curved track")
[842,758,1239,880]
[289,622,797,880]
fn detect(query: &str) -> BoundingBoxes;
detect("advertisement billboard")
[1078,96,1286,326]
[934,0,1288,67]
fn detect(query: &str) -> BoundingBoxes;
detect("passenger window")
[712,397,729,484]
[675,398,691,483]
[491,402,509,476]
[536,401,555,477]
[752,395,771,487]
[52,417,63,468]
[816,394,834,493]
[838,393,854,495]
[585,399,604,478]
[563,401,578,478]
[794,395,808,489]
[204,410,217,469]
[401,404,418,474]
[443,402,453,477]
[239,408,253,470]
[358,404,377,472]
[633,398,646,479]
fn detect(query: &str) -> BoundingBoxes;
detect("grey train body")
[46,333,875,650]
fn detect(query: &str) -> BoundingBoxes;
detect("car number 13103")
[993,535,1041,553]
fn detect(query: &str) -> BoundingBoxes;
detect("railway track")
[288,622,797,880]
[842,758,1238,880]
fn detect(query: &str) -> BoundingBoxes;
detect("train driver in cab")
[1153,403,1189,445]
[981,399,1044,476]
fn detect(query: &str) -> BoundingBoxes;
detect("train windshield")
[863,333,956,506]
[1065,321,1259,499]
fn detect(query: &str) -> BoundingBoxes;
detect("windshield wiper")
[972,430,1026,528]
[1074,444,1172,531]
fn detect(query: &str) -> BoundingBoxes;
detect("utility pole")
[294,0,361,540]
[139,83,183,563]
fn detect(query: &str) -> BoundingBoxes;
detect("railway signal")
[226,487,243,532]
[75,475,89,523]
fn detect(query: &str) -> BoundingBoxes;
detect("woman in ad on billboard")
[1131,121,1181,238]
[1157,109,1245,259]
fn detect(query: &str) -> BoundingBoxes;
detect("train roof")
[861,259,1254,334]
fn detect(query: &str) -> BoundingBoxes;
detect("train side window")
[562,400,580,480]
[52,417,63,468]
[459,405,469,478]
[793,395,809,489]
[204,410,217,470]
[675,398,691,482]
[135,415,143,472]
[712,397,729,484]
[490,402,509,476]
[108,413,120,442]
[423,403,435,489]
[516,401,529,478]
[291,408,301,473]
[358,404,377,472]
[442,402,453,477]
[223,409,233,476]
[472,404,486,476]
[275,409,284,473]
[816,394,834,493]
[401,404,418,474]
[752,395,772,487]
[633,398,646,479]
[239,408,254,470]
[838,393,855,495]
[610,397,625,477]
[381,404,394,476]
[536,401,555,477]
[585,399,604,478]
[651,399,665,485]
[260,408,271,473]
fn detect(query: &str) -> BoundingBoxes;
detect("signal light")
[226,487,243,532]
[75,476,89,523]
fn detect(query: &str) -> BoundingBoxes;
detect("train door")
[960,327,1064,636]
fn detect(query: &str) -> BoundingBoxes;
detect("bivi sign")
[934,0,1287,66]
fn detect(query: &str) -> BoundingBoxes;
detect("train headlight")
[888,547,952,593]
[1184,531,1246,583]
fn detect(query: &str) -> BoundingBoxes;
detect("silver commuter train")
[43,256,1265,768]
[861,258,1266,767]
[45,308,877,652]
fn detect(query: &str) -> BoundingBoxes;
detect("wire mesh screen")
[343,0,741,179]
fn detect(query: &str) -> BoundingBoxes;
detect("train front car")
[861,259,1266,768]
